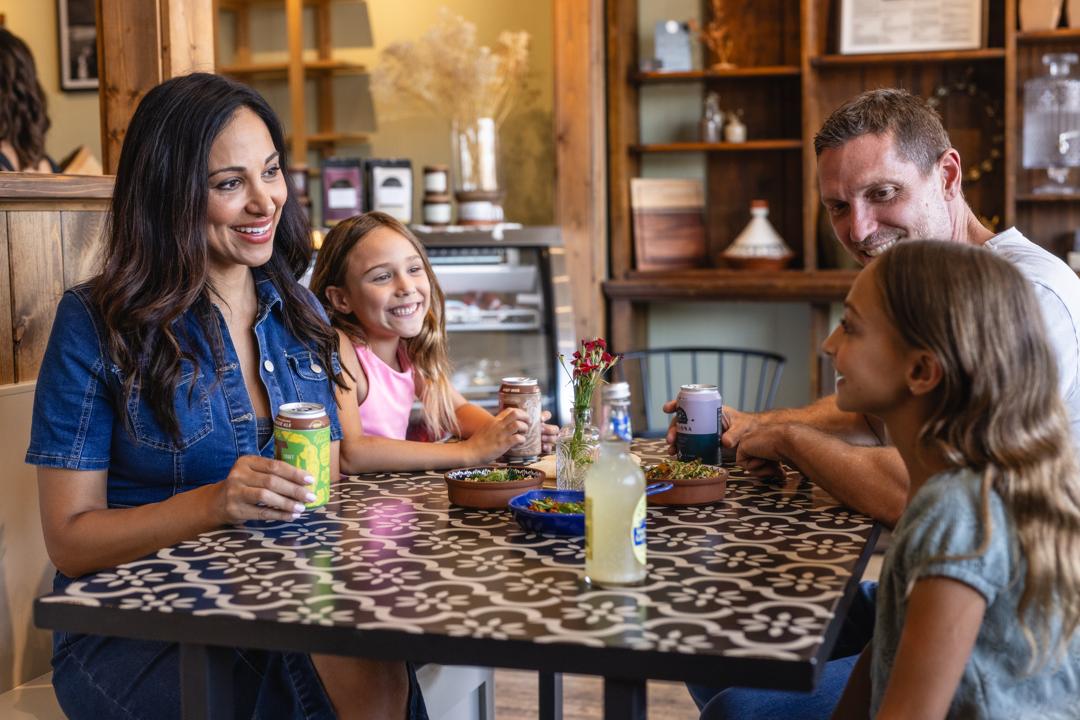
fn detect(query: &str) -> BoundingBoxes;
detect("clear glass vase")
[555,408,600,491]
[451,117,499,194]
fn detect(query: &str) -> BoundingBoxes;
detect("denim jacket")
[26,273,342,508]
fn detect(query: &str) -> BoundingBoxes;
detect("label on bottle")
[585,496,593,562]
[612,414,632,442]
[631,494,647,566]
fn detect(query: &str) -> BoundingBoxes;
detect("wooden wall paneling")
[8,213,63,382]
[555,0,607,341]
[0,213,13,383]
[606,0,639,280]
[716,0,800,68]
[61,211,108,289]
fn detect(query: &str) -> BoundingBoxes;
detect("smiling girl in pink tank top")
[310,212,556,473]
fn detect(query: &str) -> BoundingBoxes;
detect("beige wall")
[219,0,554,225]
[0,2,102,167]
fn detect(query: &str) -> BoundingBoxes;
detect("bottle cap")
[751,199,769,210]
[602,382,630,400]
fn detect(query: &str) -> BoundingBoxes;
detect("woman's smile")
[231,220,274,244]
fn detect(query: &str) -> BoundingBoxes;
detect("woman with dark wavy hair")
[26,73,425,719]
[0,27,54,172]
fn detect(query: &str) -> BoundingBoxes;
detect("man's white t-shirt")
[987,227,1080,448]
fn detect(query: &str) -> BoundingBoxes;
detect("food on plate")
[645,458,721,482]
[526,497,585,514]
[458,467,532,483]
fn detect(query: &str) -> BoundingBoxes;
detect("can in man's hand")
[274,402,331,508]
[675,384,722,465]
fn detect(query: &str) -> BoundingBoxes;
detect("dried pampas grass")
[372,8,530,127]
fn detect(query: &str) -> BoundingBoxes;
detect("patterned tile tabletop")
[37,440,879,687]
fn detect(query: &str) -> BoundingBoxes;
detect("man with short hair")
[678,88,1080,718]
[669,87,1080,530]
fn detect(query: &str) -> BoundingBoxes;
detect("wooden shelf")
[634,65,801,83]
[604,270,858,304]
[298,132,370,147]
[1016,193,1080,202]
[631,139,803,153]
[1017,28,1080,43]
[219,59,367,77]
[812,48,1006,67]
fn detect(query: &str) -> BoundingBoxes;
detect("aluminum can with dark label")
[274,402,331,508]
[498,377,542,462]
[675,384,722,465]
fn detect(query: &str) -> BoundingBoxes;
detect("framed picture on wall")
[57,0,98,91]
[839,0,984,55]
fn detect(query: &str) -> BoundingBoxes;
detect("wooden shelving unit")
[630,140,802,153]
[216,0,368,170]
[605,0,1080,397]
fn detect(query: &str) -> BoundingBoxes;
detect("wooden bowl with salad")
[444,466,546,509]
[645,459,728,506]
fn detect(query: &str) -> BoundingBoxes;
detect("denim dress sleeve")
[25,288,115,470]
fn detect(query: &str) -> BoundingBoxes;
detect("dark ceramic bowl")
[645,465,729,506]
[509,483,675,537]
[444,466,545,509]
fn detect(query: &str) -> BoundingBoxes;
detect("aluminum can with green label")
[274,402,331,508]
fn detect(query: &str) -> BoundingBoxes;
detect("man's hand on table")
[734,423,790,480]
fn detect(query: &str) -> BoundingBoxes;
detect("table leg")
[604,677,646,720]
[180,643,234,720]
[539,671,563,720]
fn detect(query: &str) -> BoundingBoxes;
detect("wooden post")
[97,0,216,174]
[286,0,308,164]
[553,0,607,343]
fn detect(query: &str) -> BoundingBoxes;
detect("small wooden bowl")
[646,466,729,506]
[444,466,545,509]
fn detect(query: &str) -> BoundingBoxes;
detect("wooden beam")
[0,213,13,384]
[97,0,216,173]
[553,0,606,343]
[159,0,216,78]
[286,0,308,163]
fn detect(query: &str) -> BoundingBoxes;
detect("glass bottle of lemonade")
[584,381,647,586]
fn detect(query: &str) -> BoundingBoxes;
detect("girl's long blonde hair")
[310,212,459,439]
[876,240,1080,669]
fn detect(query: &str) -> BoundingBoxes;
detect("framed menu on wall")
[839,0,984,55]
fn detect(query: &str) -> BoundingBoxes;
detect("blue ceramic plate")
[508,483,674,537]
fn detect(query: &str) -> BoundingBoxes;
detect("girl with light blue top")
[704,240,1080,718]
[825,240,1080,717]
